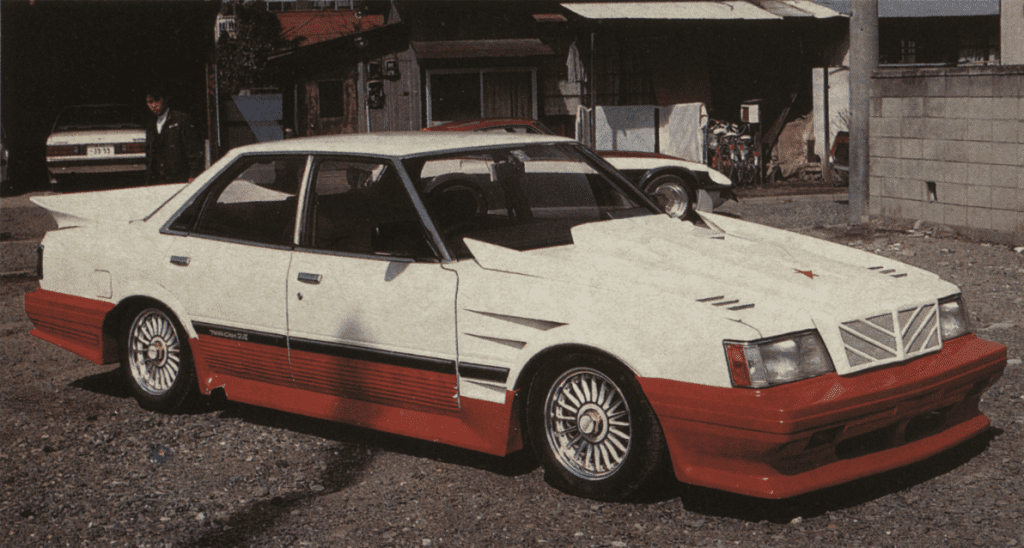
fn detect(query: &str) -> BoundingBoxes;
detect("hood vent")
[868,265,908,279]
[697,295,755,311]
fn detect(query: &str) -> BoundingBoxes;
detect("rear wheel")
[643,174,696,219]
[119,306,197,412]
[527,353,667,501]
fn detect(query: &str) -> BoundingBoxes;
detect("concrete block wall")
[869,66,1024,245]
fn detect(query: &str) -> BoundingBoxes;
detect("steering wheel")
[427,179,488,236]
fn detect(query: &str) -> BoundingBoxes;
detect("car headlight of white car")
[938,294,971,341]
[724,331,835,388]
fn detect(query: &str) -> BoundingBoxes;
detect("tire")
[526,353,668,501]
[643,173,696,219]
[119,306,197,412]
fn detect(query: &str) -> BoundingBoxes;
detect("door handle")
[297,272,322,284]
[170,255,190,266]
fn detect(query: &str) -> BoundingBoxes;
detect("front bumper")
[639,334,1006,499]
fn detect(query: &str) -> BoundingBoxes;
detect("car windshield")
[403,143,655,258]
[54,105,143,131]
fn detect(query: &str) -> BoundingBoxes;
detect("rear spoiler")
[30,183,187,229]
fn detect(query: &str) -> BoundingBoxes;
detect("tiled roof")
[277,11,385,47]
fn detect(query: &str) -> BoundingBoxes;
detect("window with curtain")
[427,69,535,126]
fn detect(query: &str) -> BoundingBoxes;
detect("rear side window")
[169,155,307,246]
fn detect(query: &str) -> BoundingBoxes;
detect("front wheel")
[119,306,197,412]
[643,174,696,219]
[527,353,668,500]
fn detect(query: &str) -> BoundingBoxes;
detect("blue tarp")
[231,94,284,143]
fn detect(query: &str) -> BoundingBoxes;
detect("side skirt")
[190,334,524,457]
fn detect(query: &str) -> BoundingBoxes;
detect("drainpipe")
[849,0,877,224]
[361,60,370,133]
[590,30,597,149]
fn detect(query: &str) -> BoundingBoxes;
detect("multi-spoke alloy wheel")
[527,354,667,501]
[120,306,196,412]
[544,367,632,480]
[128,309,182,395]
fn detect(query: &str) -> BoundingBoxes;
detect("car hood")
[464,213,958,372]
[31,183,187,229]
[47,128,145,145]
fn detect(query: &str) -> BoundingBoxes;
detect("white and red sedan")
[26,132,1005,500]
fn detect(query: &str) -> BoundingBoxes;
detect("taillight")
[119,142,146,154]
[47,145,78,157]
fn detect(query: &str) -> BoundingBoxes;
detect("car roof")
[232,131,575,157]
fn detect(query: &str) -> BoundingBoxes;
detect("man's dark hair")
[146,82,172,101]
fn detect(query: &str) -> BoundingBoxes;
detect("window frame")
[425,67,538,127]
[162,153,311,250]
[295,154,447,263]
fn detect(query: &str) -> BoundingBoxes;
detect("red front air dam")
[639,335,1006,499]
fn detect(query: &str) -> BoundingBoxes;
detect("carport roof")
[560,1,844,20]
[412,39,555,59]
[808,0,1000,17]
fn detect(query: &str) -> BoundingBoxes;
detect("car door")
[285,156,460,417]
[161,154,307,388]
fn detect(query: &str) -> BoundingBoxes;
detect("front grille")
[839,302,941,368]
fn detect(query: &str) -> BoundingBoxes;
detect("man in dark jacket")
[145,86,202,184]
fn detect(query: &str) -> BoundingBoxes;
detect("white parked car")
[425,118,735,217]
[26,132,1006,500]
[45,104,147,189]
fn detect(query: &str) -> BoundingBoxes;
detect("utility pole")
[849,0,877,224]
[822,66,831,186]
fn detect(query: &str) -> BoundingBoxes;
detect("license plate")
[87,145,115,156]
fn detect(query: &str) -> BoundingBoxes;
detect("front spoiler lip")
[640,334,1006,498]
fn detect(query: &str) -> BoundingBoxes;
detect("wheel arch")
[111,282,196,336]
[103,290,197,356]
[512,343,639,396]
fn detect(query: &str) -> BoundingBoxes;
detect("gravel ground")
[2,197,1022,548]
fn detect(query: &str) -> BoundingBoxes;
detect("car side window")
[185,155,305,246]
[302,157,435,260]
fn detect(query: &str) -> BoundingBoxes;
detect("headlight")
[724,330,835,388]
[938,294,971,341]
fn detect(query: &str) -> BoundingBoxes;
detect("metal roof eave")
[560,1,845,20]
